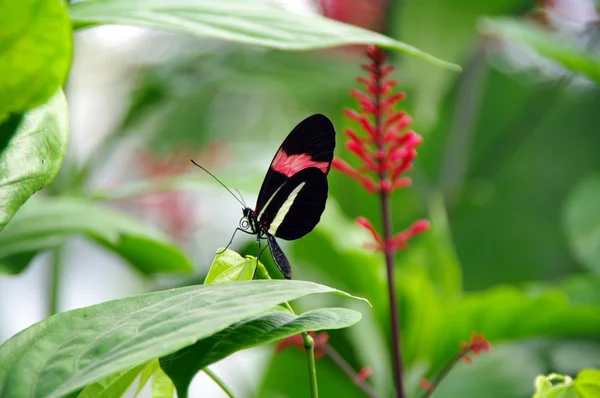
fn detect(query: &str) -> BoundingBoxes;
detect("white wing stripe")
[268,182,306,235]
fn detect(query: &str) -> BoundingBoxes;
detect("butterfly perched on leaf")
[194,114,336,279]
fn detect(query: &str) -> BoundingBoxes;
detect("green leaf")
[0,0,72,113]
[533,373,576,398]
[0,196,193,275]
[563,174,600,274]
[575,369,600,398]
[151,368,174,398]
[76,364,146,398]
[480,18,600,84]
[428,287,600,370]
[204,248,256,284]
[69,0,459,71]
[0,91,68,232]
[135,360,159,397]
[0,280,364,398]
[160,306,361,397]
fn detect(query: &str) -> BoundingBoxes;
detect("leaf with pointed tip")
[0,280,365,398]
[204,248,256,284]
[69,0,459,70]
[0,196,193,275]
[160,306,361,397]
[0,91,68,232]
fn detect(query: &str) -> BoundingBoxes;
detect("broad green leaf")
[160,306,361,397]
[563,174,600,274]
[204,248,255,284]
[77,364,146,398]
[575,369,600,398]
[533,373,576,398]
[428,287,600,370]
[0,280,364,398]
[151,368,174,398]
[480,18,600,84]
[0,196,193,275]
[0,0,72,113]
[69,0,459,70]
[0,91,68,232]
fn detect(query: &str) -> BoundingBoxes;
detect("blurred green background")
[2,0,600,397]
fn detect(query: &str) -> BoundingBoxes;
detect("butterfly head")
[241,207,258,233]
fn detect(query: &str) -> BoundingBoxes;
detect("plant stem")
[302,331,319,398]
[421,354,463,398]
[374,59,405,398]
[322,344,380,398]
[203,367,236,398]
[379,189,405,398]
[49,245,63,316]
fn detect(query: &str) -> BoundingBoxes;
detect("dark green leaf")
[0,280,364,398]
[563,174,600,274]
[0,91,68,232]
[480,18,600,84]
[160,306,361,397]
[69,0,459,70]
[0,0,72,113]
[0,196,193,275]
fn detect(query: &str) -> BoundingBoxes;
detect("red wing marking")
[272,151,329,177]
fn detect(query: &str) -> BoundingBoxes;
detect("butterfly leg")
[217,227,253,254]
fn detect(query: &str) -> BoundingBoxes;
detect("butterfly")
[193,114,336,279]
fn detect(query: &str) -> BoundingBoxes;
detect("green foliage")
[0,0,72,114]
[0,91,68,232]
[76,364,146,398]
[563,174,600,275]
[533,369,600,398]
[161,306,361,397]
[0,196,194,275]
[69,0,459,70]
[480,18,600,83]
[0,280,362,398]
[204,248,256,284]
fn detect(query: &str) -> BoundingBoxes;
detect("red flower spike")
[357,216,383,244]
[459,333,492,364]
[334,45,429,254]
[420,379,434,393]
[355,367,373,384]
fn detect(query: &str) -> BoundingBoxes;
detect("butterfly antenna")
[234,188,247,208]
[190,159,245,208]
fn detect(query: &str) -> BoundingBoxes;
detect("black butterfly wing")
[255,114,335,216]
[266,234,292,279]
[257,167,328,240]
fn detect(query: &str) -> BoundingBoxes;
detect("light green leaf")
[151,368,174,398]
[69,0,459,70]
[0,90,68,232]
[563,174,600,274]
[0,196,193,275]
[160,306,361,397]
[204,248,256,284]
[533,373,576,398]
[0,0,72,113]
[0,280,364,398]
[575,369,600,398]
[480,18,600,84]
[77,364,146,398]
[135,360,159,397]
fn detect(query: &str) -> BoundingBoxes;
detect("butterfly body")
[238,114,336,279]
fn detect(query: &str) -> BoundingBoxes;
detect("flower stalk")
[332,46,431,398]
